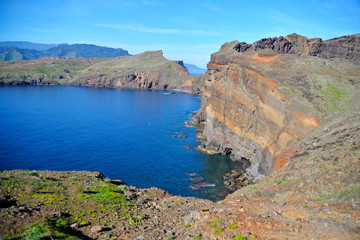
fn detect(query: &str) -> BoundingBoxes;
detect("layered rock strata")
[193,33,360,179]
[0,50,190,90]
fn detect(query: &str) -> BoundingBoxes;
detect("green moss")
[233,236,247,240]
[213,228,224,233]
[185,224,191,228]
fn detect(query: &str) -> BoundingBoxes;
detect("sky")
[0,0,359,68]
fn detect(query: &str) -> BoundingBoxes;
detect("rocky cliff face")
[194,33,360,179]
[234,33,360,63]
[0,50,190,90]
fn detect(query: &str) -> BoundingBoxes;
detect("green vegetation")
[276,178,292,185]
[320,82,344,112]
[211,219,222,228]
[228,223,238,229]
[6,218,81,240]
[29,171,39,177]
[194,233,202,239]
[233,236,247,240]
[185,224,191,228]
[276,180,283,185]
[320,183,360,203]
[213,228,224,233]
[0,170,140,239]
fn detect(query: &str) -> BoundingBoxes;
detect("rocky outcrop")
[0,51,191,90]
[195,33,360,179]
[234,33,360,63]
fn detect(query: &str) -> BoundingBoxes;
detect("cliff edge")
[192,33,360,179]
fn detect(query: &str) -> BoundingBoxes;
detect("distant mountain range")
[0,41,206,76]
[0,41,58,51]
[184,64,206,76]
[0,42,130,61]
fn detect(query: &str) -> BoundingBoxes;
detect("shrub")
[29,172,39,177]
[214,228,224,233]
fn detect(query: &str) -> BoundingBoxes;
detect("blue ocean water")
[0,86,242,201]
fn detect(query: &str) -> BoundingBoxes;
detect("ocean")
[0,86,243,201]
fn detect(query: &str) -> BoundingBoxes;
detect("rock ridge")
[234,33,360,63]
[192,33,360,180]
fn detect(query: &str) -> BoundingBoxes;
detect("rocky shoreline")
[1,167,359,239]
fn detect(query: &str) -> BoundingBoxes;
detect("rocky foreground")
[1,163,359,240]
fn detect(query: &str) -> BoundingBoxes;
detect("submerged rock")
[187,173,198,177]
[190,177,204,183]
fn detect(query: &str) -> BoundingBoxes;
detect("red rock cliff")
[195,34,360,178]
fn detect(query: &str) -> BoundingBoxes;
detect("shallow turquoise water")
[0,86,242,201]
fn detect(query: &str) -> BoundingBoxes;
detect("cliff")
[193,33,360,179]
[0,50,190,90]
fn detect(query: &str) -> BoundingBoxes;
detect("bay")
[0,86,242,201]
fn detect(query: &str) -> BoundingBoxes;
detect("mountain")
[184,63,206,76]
[0,50,190,90]
[0,47,43,61]
[0,41,58,51]
[0,43,130,61]
[41,44,130,58]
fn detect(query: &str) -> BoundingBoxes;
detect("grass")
[6,218,82,240]
[228,224,238,229]
[29,172,39,177]
[320,82,344,112]
[0,170,141,239]
[213,228,224,233]
[194,233,202,239]
[233,236,247,240]
[211,219,222,228]
[323,183,360,203]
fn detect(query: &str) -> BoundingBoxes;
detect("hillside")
[0,43,129,61]
[0,50,190,90]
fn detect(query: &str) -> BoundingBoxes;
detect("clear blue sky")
[0,0,359,68]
